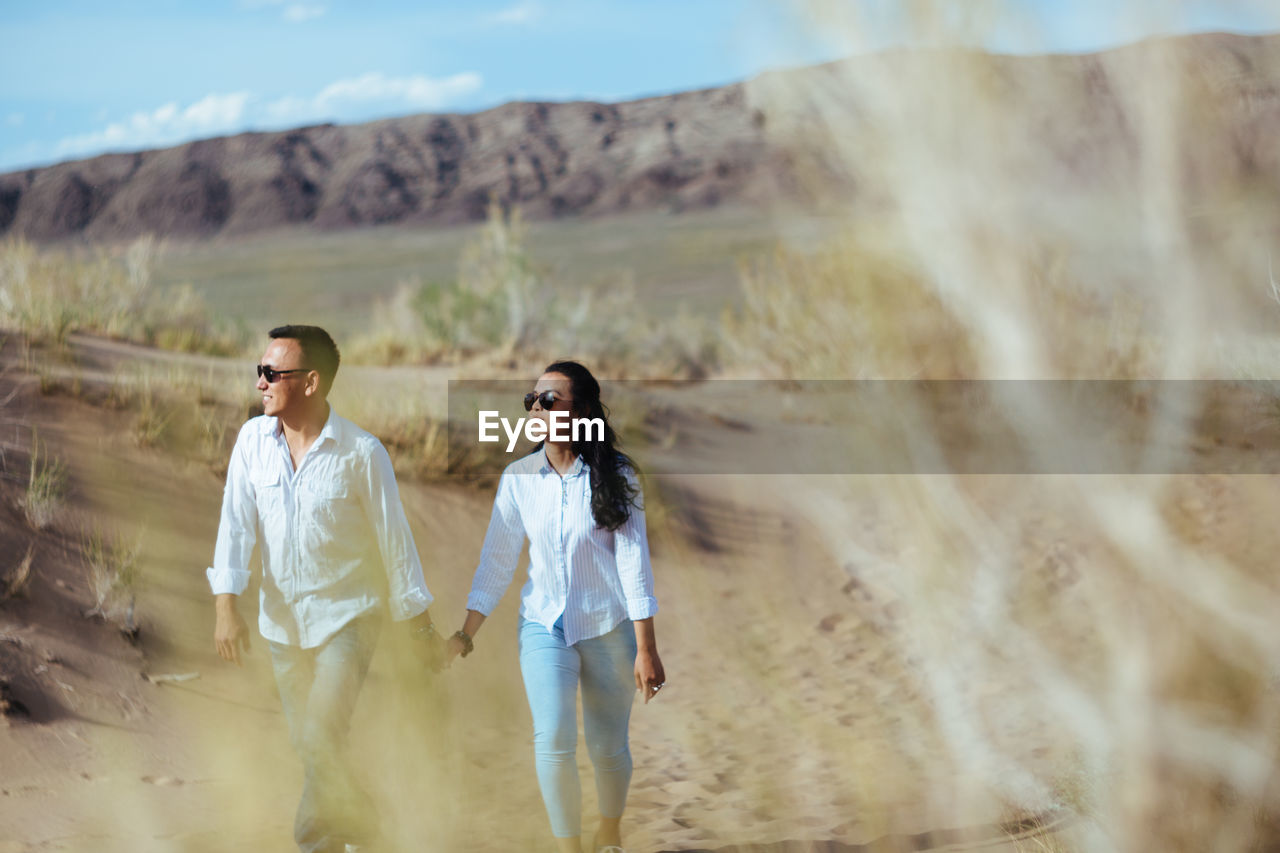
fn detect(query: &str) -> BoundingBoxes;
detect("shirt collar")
[538,447,585,479]
[259,406,343,448]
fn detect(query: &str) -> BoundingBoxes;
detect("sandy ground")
[1,339,1112,852]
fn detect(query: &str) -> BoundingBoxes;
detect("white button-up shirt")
[206,410,432,648]
[466,448,658,646]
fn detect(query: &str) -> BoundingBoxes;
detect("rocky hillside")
[0,84,794,242]
[2,31,1278,242]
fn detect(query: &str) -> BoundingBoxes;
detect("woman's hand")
[443,612,485,668]
[635,647,666,704]
[444,633,468,666]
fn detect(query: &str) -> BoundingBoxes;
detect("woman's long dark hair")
[540,360,640,531]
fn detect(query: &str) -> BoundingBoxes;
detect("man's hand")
[408,612,445,674]
[412,630,446,674]
[214,594,251,665]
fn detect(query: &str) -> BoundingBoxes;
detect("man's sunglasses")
[523,390,572,411]
[257,364,312,383]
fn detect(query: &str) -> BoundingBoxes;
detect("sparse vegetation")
[81,525,142,635]
[719,229,1165,380]
[721,232,977,378]
[349,201,717,378]
[21,429,67,530]
[132,381,175,449]
[348,202,597,363]
[2,545,35,599]
[195,404,231,472]
[0,237,248,356]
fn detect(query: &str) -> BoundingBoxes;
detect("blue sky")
[1,0,1277,173]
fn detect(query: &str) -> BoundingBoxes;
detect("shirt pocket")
[299,478,350,544]
[251,471,284,526]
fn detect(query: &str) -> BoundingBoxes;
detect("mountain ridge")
[3,30,1278,243]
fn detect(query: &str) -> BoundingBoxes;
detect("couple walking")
[207,325,665,853]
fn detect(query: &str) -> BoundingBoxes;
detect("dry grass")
[335,391,502,484]
[2,545,35,599]
[0,237,248,356]
[722,231,977,378]
[132,391,175,450]
[96,362,254,468]
[21,429,67,531]
[793,472,1280,853]
[195,405,231,473]
[40,350,488,484]
[348,201,718,378]
[711,5,1280,850]
[719,230,1167,380]
[81,524,142,635]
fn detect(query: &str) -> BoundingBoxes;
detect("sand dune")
[0,337,1101,852]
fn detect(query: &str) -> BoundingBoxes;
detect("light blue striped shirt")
[466,448,658,647]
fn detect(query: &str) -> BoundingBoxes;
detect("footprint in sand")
[702,772,735,795]
[141,775,183,787]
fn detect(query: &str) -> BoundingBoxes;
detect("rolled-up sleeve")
[362,441,432,620]
[207,428,257,596]
[466,472,526,615]
[614,470,658,621]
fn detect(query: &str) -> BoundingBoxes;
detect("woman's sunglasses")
[257,364,312,383]
[523,390,572,411]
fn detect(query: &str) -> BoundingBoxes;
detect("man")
[207,324,441,853]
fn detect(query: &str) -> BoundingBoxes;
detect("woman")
[445,360,666,853]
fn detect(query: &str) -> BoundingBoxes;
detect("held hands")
[411,625,447,674]
[635,647,666,704]
[443,633,469,667]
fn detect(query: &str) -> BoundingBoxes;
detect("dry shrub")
[0,237,246,355]
[349,201,716,378]
[2,545,35,599]
[81,524,142,635]
[719,228,1167,380]
[21,429,67,531]
[726,5,1280,849]
[722,231,977,378]
[337,392,500,484]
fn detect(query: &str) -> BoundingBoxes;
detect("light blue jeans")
[518,615,638,839]
[269,614,382,853]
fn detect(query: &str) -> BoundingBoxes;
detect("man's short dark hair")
[270,325,340,394]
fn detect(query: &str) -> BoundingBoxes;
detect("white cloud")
[314,71,483,110]
[50,72,482,161]
[262,95,311,123]
[485,1,542,27]
[282,3,325,22]
[265,71,483,123]
[54,92,250,158]
[182,92,251,127]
